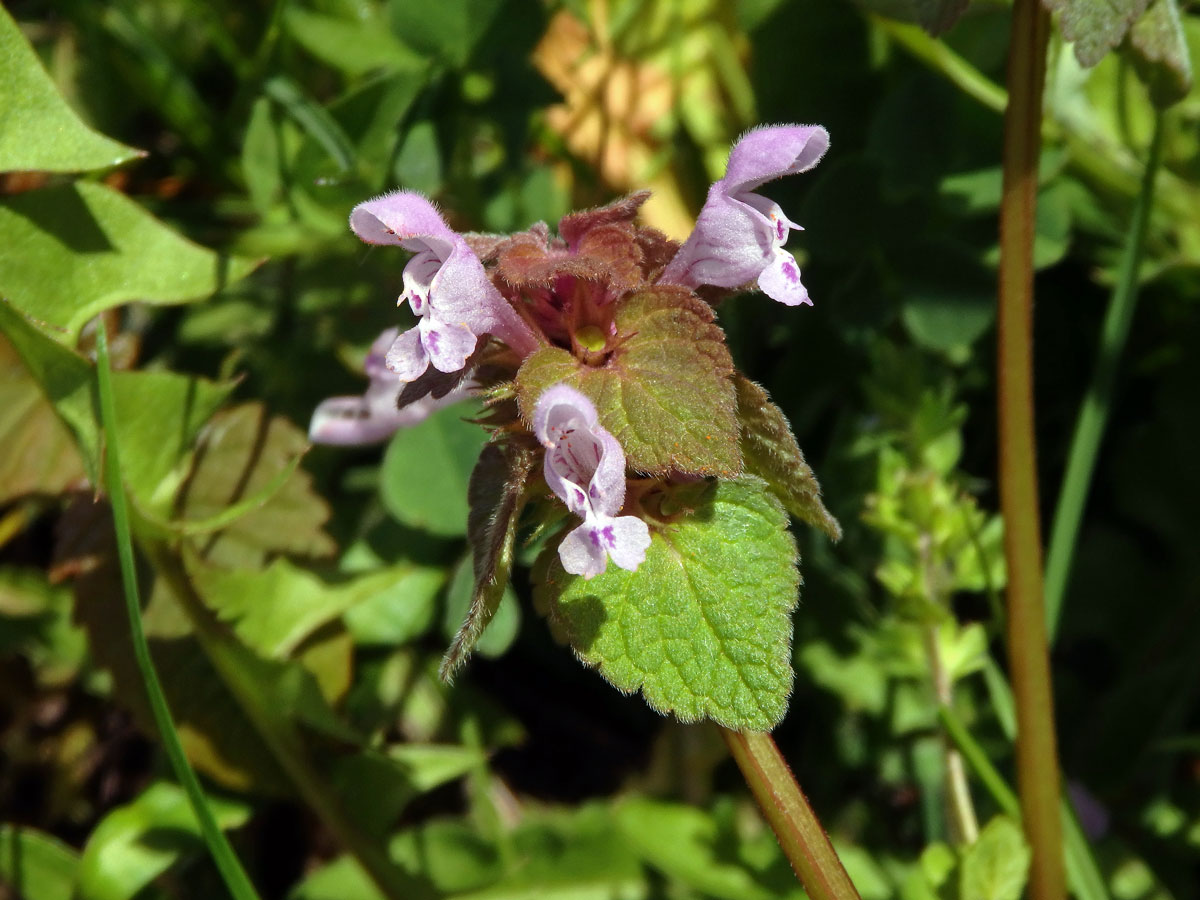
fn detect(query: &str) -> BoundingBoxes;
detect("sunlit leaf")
[0,6,142,173]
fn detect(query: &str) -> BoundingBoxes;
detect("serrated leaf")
[516,287,741,476]
[177,403,336,567]
[0,824,77,900]
[535,476,798,731]
[960,816,1031,900]
[188,556,417,659]
[441,441,535,680]
[380,401,489,537]
[0,6,142,173]
[0,181,258,340]
[1043,0,1151,68]
[735,374,841,541]
[76,781,249,900]
[1128,0,1194,108]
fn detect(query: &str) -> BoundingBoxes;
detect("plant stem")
[94,324,262,900]
[997,3,1066,899]
[924,627,979,845]
[720,728,861,900]
[1043,112,1165,642]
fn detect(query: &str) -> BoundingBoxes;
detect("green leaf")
[0,567,87,687]
[441,441,535,679]
[387,0,503,68]
[534,476,798,731]
[343,564,446,645]
[1128,0,1194,108]
[176,403,336,567]
[0,305,232,509]
[285,7,426,77]
[0,6,142,173]
[0,333,87,503]
[380,402,488,537]
[1043,0,1151,68]
[190,556,422,659]
[76,781,250,900]
[516,287,741,476]
[0,825,77,900]
[959,816,1032,900]
[734,374,841,541]
[616,799,777,900]
[0,182,258,340]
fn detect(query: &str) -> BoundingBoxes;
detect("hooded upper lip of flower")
[349,191,538,381]
[307,327,470,445]
[659,124,829,307]
[533,384,651,579]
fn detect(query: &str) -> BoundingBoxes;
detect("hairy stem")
[95,324,262,900]
[720,728,861,900]
[1043,112,1165,641]
[997,2,1066,899]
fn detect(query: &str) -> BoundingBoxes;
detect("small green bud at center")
[576,325,607,352]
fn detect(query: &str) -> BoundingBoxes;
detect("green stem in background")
[142,542,417,900]
[923,627,979,845]
[94,325,262,900]
[720,728,862,900]
[1043,112,1166,642]
[996,2,1066,899]
[939,706,1110,900]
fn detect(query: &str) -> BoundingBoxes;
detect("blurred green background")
[2,1,1198,898]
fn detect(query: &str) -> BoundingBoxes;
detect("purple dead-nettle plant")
[312,125,841,731]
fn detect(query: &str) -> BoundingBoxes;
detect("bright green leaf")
[343,565,446,645]
[76,781,250,900]
[959,816,1032,900]
[0,181,258,340]
[0,6,142,173]
[285,7,426,77]
[0,826,77,900]
[190,556,429,658]
[516,287,741,476]
[616,798,777,900]
[535,476,798,731]
[442,554,521,661]
[380,402,488,537]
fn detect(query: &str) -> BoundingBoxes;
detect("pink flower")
[533,385,651,579]
[349,191,537,381]
[308,328,469,444]
[661,124,829,306]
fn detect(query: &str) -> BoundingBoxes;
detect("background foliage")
[2,1,1198,898]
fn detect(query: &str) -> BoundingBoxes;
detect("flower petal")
[602,515,651,572]
[420,315,478,374]
[724,125,830,192]
[558,522,610,579]
[757,249,811,307]
[659,189,774,289]
[386,326,431,382]
[349,190,456,251]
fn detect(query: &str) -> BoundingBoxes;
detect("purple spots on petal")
[588,528,602,548]
[589,484,600,500]
[783,259,799,284]
[776,217,787,241]
[424,328,440,352]
[600,524,616,548]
